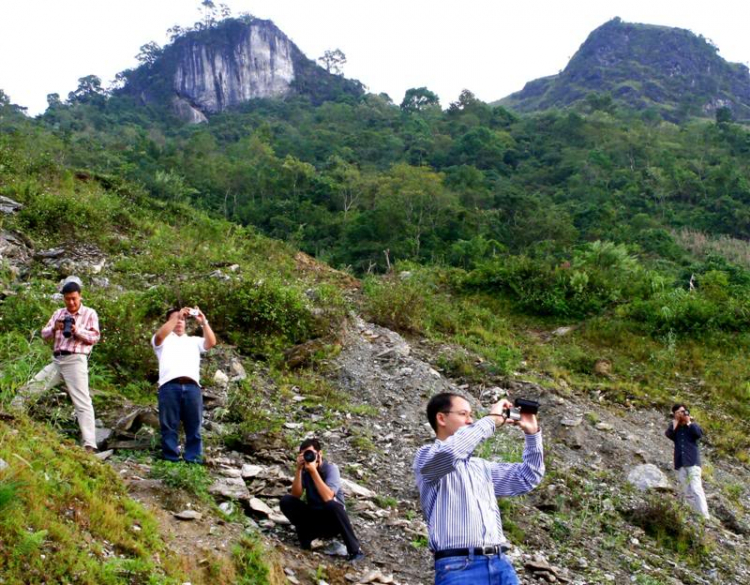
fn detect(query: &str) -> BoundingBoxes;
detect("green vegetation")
[2,13,750,581]
[149,460,213,502]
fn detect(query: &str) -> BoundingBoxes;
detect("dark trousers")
[280,495,361,555]
[158,381,203,463]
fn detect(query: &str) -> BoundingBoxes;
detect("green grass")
[0,417,186,584]
[149,460,213,503]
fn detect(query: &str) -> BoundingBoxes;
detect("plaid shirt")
[41,304,100,355]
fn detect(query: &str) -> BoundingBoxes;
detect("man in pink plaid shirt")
[11,279,101,451]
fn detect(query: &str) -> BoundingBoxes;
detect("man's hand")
[516,412,539,435]
[304,452,321,473]
[296,452,306,471]
[488,399,512,428]
[55,320,65,331]
[194,307,208,325]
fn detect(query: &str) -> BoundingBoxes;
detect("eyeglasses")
[442,410,473,418]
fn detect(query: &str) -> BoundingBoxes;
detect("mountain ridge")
[498,17,750,121]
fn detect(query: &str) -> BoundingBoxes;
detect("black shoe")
[347,551,365,562]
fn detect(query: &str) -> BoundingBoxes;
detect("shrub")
[626,494,710,558]
[362,274,427,333]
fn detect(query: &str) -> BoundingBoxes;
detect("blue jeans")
[435,553,519,585]
[158,381,203,463]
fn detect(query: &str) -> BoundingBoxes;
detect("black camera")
[62,316,75,338]
[503,398,540,421]
[303,450,318,463]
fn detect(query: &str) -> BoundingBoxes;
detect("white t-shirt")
[152,333,207,388]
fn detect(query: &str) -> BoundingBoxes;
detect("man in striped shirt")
[413,393,544,585]
[11,280,101,451]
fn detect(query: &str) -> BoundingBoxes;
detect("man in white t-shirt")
[152,307,217,463]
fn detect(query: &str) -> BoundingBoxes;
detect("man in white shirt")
[152,307,216,463]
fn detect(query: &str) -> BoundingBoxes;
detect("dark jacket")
[665,422,703,469]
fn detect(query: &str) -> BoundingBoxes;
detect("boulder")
[208,476,251,501]
[341,478,376,499]
[248,497,274,516]
[627,464,672,492]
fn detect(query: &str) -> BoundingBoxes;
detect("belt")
[434,545,507,560]
[166,377,197,385]
[53,350,75,357]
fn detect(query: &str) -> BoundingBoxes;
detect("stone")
[341,478,377,499]
[283,422,303,430]
[241,464,264,479]
[218,501,235,516]
[229,359,247,381]
[595,422,614,431]
[208,477,251,501]
[214,370,229,386]
[560,418,582,427]
[248,497,274,516]
[95,450,114,461]
[0,196,22,214]
[552,326,574,337]
[323,540,348,556]
[0,458,8,472]
[95,427,113,447]
[627,464,672,492]
[268,513,290,525]
[174,510,203,521]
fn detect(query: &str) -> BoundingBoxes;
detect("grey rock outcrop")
[627,463,672,492]
[123,17,363,123]
[173,22,295,114]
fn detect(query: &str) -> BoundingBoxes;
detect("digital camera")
[503,398,540,421]
[303,450,318,463]
[189,309,200,317]
[62,316,75,338]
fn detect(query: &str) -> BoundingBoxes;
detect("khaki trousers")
[11,354,97,449]
[677,465,710,519]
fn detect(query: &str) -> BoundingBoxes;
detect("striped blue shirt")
[413,417,544,552]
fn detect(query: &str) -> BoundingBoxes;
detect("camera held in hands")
[62,316,75,338]
[189,308,200,317]
[503,398,540,421]
[303,450,318,463]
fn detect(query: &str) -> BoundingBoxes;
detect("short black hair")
[426,393,463,432]
[165,307,180,320]
[672,403,687,414]
[61,282,81,295]
[299,438,321,452]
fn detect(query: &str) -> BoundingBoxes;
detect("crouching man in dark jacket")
[280,438,364,561]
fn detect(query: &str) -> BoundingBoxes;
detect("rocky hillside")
[121,16,364,123]
[499,17,750,121]
[2,174,750,584]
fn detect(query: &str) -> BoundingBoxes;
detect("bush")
[626,494,710,558]
[465,242,664,318]
[182,278,315,355]
[362,275,426,333]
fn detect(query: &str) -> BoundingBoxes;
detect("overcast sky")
[2,0,750,116]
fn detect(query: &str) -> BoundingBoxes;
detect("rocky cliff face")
[124,17,363,123]
[173,22,296,114]
[499,18,750,121]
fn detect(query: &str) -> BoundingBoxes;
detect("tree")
[135,42,163,67]
[716,106,733,124]
[318,49,347,75]
[67,75,107,106]
[400,87,440,113]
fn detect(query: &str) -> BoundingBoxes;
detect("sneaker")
[347,550,365,563]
